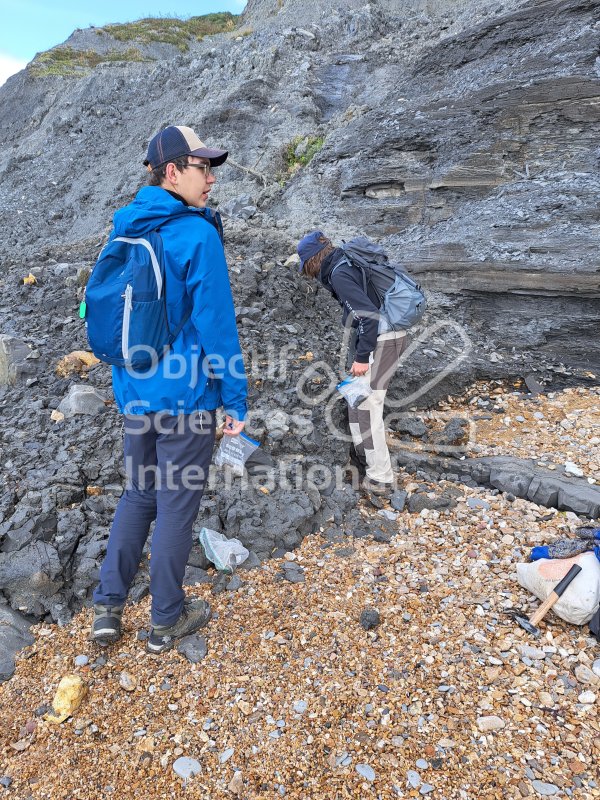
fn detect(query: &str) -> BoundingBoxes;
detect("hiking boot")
[92,604,124,645]
[361,478,393,497]
[147,599,211,654]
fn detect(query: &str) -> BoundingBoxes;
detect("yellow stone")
[55,350,100,377]
[44,675,88,723]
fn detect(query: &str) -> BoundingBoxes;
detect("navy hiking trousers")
[93,411,216,627]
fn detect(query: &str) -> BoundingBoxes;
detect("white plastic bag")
[199,527,249,574]
[516,552,600,625]
[214,432,260,476]
[336,375,373,409]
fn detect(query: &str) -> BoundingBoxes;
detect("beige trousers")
[347,331,408,484]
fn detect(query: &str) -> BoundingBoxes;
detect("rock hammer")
[507,563,582,638]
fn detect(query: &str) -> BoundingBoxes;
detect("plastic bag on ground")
[336,375,373,409]
[199,527,249,574]
[244,446,277,478]
[516,552,600,625]
[214,432,260,475]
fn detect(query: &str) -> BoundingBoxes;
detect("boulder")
[58,385,107,416]
[220,194,257,220]
[0,335,35,385]
[0,543,63,616]
[0,606,34,682]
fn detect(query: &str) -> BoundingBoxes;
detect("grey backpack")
[331,236,427,333]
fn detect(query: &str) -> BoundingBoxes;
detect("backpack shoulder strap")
[330,252,369,296]
[127,228,193,340]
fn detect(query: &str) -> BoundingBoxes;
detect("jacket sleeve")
[186,225,248,421]
[329,267,380,363]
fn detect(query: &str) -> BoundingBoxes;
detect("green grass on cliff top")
[98,12,239,52]
[29,13,239,77]
[29,47,150,77]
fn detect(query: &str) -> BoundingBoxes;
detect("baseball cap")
[144,125,228,169]
[297,230,328,272]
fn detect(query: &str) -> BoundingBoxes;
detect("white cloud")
[0,53,27,87]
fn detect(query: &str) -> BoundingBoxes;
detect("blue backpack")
[80,232,188,370]
[80,211,223,371]
[331,236,427,332]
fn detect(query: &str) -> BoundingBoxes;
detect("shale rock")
[0,543,63,617]
[0,606,34,683]
[394,450,600,518]
[0,335,35,385]
[58,385,108,417]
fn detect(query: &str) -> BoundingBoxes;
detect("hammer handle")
[529,564,582,626]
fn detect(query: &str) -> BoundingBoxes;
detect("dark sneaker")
[147,599,211,654]
[92,604,124,645]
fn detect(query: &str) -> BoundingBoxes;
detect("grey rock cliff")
[0,0,597,375]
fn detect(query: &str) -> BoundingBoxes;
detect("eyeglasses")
[184,161,216,177]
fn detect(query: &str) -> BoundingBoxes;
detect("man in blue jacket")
[92,126,247,653]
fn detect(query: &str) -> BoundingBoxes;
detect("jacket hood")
[113,185,205,237]
[319,247,345,287]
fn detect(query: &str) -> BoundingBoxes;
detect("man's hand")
[350,360,370,377]
[223,416,245,436]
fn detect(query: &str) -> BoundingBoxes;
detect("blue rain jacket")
[110,186,247,420]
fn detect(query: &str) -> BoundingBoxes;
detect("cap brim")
[190,146,228,166]
[143,147,229,168]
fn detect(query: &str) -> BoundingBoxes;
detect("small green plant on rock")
[279,135,325,183]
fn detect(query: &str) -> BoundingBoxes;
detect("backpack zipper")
[121,284,133,361]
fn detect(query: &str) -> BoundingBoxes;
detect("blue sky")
[0,0,247,85]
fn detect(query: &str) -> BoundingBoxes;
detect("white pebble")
[531,780,559,796]
[517,644,546,660]
[293,700,308,714]
[575,664,599,685]
[407,770,421,788]
[476,715,505,732]
[356,764,375,782]
[173,756,201,780]
[564,461,584,477]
